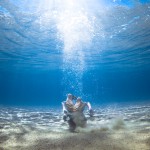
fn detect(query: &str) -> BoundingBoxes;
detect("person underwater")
[62,93,94,132]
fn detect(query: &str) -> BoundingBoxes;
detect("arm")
[62,101,68,114]
[62,102,67,121]
[86,102,94,117]
[87,102,92,110]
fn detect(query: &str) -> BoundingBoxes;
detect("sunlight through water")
[54,0,100,95]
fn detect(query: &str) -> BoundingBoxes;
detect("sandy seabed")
[0,104,150,150]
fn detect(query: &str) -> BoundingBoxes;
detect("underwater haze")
[0,0,150,106]
[0,1,150,150]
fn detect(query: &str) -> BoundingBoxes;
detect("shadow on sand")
[21,131,130,150]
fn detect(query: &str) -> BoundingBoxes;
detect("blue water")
[0,0,150,106]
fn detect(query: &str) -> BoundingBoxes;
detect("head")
[67,93,73,100]
[77,97,82,102]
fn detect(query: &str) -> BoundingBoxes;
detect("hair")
[77,97,82,101]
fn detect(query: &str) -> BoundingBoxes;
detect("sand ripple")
[0,104,150,150]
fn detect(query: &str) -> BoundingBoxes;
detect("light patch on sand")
[0,105,150,150]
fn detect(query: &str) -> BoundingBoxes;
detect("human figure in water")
[62,93,94,132]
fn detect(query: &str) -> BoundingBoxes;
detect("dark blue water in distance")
[0,0,150,106]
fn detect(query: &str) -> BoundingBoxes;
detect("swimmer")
[62,94,94,132]
[74,97,94,117]
[62,93,77,114]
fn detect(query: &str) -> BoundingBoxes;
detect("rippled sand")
[0,104,150,150]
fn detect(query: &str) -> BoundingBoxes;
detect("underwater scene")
[0,0,150,150]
